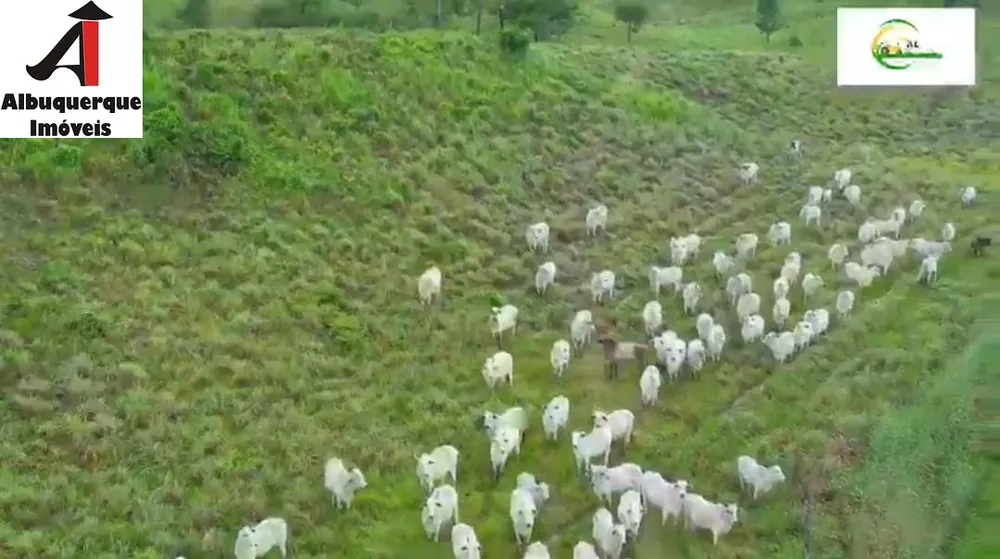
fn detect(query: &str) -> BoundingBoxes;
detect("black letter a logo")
[26,1,113,87]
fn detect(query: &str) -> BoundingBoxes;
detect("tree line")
[173,0,577,38]
[167,0,978,52]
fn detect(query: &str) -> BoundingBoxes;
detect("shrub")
[500,27,532,57]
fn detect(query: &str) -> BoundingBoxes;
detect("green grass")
[0,1,997,558]
[845,328,996,558]
[951,326,1000,559]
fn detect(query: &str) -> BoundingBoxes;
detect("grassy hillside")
[0,2,997,558]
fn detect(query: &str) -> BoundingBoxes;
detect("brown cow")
[597,335,649,380]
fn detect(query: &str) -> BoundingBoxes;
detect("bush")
[788,34,803,48]
[500,28,532,57]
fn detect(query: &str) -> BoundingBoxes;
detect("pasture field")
[0,2,997,558]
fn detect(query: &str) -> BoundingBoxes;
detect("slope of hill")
[0,6,997,559]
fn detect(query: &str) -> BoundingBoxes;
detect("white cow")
[961,185,977,206]
[740,314,765,343]
[234,518,288,559]
[942,222,956,241]
[324,458,368,509]
[639,365,661,406]
[586,204,608,236]
[534,261,557,295]
[570,310,595,348]
[737,455,786,499]
[573,541,600,559]
[593,409,635,448]
[772,297,790,326]
[918,255,939,284]
[490,304,518,344]
[415,445,459,494]
[682,282,702,315]
[451,523,481,559]
[649,265,683,294]
[641,472,689,525]
[490,427,522,479]
[418,266,442,304]
[542,396,570,440]
[592,508,626,559]
[686,339,706,375]
[509,487,537,546]
[616,489,644,540]
[591,270,616,304]
[525,222,549,252]
[769,221,791,245]
[828,243,848,269]
[738,162,759,184]
[642,300,663,336]
[422,485,459,541]
[516,473,551,508]
[843,184,861,206]
[523,542,550,558]
[735,233,758,259]
[836,290,855,316]
[714,250,737,276]
[833,168,852,190]
[482,350,514,389]
[707,324,726,362]
[550,340,571,377]
[571,427,612,474]
[800,204,821,227]
[683,495,738,546]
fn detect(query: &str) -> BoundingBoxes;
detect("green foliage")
[499,27,532,55]
[848,334,993,557]
[943,0,978,6]
[503,0,577,41]
[613,1,648,43]
[788,33,802,48]
[144,0,188,29]
[149,0,482,32]
[178,0,211,27]
[252,0,384,28]
[755,0,783,42]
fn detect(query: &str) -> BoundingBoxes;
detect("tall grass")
[848,327,998,558]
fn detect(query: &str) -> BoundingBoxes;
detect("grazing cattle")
[597,335,649,380]
[972,236,991,256]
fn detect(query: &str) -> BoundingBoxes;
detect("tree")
[503,0,577,41]
[755,0,783,43]
[613,2,648,44]
[179,0,211,28]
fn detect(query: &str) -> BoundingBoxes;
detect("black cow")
[972,236,991,256]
